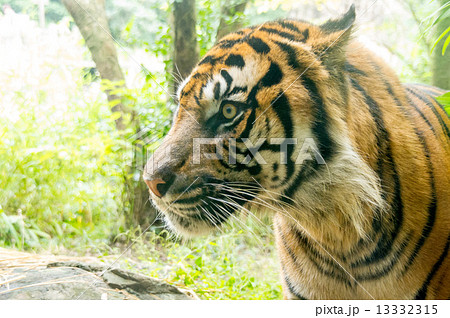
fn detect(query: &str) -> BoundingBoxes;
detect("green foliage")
[0,85,126,250]
[107,0,171,49]
[387,0,435,84]
[436,92,450,114]
[46,0,68,23]
[427,0,450,55]
[197,0,221,55]
[117,218,282,300]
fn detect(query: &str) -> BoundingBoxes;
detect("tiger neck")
[276,142,385,251]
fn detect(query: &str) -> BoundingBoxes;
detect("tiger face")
[143,7,371,237]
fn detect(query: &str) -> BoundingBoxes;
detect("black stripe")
[288,225,352,285]
[410,83,445,98]
[220,70,233,95]
[271,92,295,179]
[284,277,308,299]
[245,62,282,108]
[274,21,309,41]
[281,77,335,201]
[279,158,315,203]
[407,88,450,138]
[213,82,221,100]
[259,27,298,42]
[273,40,300,70]
[194,95,201,107]
[219,156,262,176]
[303,77,335,162]
[349,78,405,275]
[408,85,447,114]
[261,62,283,87]
[303,28,309,41]
[427,94,448,115]
[345,62,367,76]
[173,195,202,205]
[401,172,437,273]
[414,236,450,299]
[180,85,194,98]
[277,222,349,291]
[278,20,301,33]
[198,55,223,66]
[405,88,437,135]
[218,39,241,48]
[246,36,271,54]
[371,76,438,280]
[192,72,207,80]
[225,86,247,98]
[224,54,245,68]
[282,268,308,300]
[354,233,412,281]
[240,108,256,139]
[246,85,258,107]
[416,87,444,98]
[278,225,301,264]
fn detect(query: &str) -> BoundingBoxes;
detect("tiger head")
[143,6,380,237]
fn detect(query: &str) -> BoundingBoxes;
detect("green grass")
[0,88,126,251]
[114,218,282,300]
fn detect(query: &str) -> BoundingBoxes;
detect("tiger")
[143,5,450,299]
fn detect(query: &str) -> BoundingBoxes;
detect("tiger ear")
[312,4,356,64]
[321,4,356,35]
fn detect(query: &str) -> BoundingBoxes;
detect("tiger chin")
[143,5,450,300]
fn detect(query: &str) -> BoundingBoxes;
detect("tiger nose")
[145,178,166,198]
[144,169,176,198]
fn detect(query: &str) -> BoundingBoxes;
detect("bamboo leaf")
[424,1,450,22]
[442,31,450,55]
[432,26,450,52]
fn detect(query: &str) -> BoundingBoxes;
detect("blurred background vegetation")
[0,0,449,299]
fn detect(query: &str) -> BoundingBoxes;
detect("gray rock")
[0,261,196,300]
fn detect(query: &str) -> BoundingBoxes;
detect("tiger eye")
[222,104,237,119]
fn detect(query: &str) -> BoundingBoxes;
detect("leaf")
[195,256,203,268]
[442,31,450,55]
[422,2,450,35]
[436,92,450,104]
[436,92,450,116]
[32,229,51,239]
[432,25,450,52]
[424,1,450,22]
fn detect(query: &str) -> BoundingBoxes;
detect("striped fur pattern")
[144,6,450,299]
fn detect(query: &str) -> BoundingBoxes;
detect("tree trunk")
[62,0,127,130]
[216,1,248,42]
[173,0,199,92]
[432,0,450,90]
[62,0,157,229]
